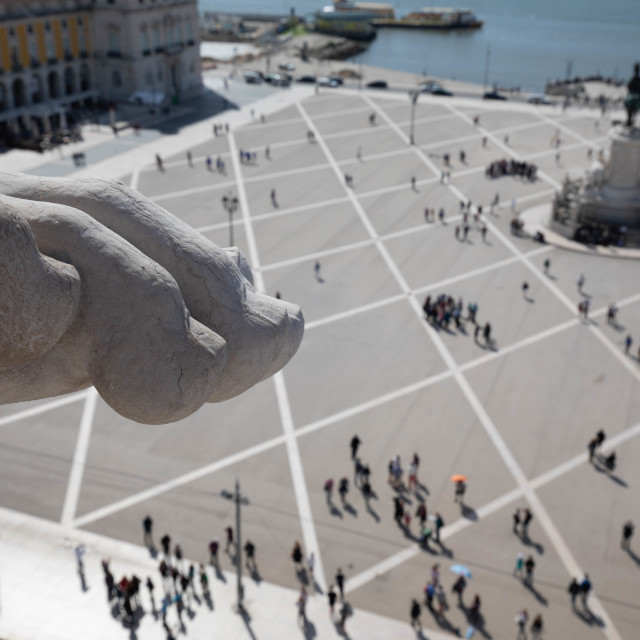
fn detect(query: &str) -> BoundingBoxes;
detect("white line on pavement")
[228,130,328,593]
[0,390,90,428]
[61,388,98,527]
[73,433,288,528]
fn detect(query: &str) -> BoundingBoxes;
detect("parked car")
[297,75,317,84]
[264,73,291,87]
[244,70,263,84]
[528,94,553,105]
[278,62,296,72]
[483,91,507,101]
[366,80,388,89]
[318,76,340,88]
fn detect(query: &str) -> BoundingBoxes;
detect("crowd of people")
[486,158,538,180]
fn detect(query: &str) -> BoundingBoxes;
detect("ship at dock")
[373,7,483,29]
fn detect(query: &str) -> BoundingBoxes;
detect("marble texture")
[0,172,304,424]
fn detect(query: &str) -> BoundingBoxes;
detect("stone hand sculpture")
[0,172,304,424]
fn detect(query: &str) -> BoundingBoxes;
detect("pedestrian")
[350,434,361,459]
[324,477,334,504]
[297,586,307,625]
[531,614,543,639]
[580,575,591,607]
[431,563,440,587]
[411,176,416,190]
[354,456,364,486]
[143,515,153,548]
[625,334,632,354]
[265,145,270,160]
[314,261,321,280]
[160,533,171,556]
[544,258,550,274]
[454,479,466,503]
[438,208,445,223]
[622,520,634,549]
[455,225,460,240]
[425,581,435,608]
[186,151,192,166]
[225,526,234,552]
[481,225,487,241]
[435,584,446,615]
[463,224,470,240]
[522,508,533,538]
[328,585,337,617]
[244,540,257,571]
[483,322,492,344]
[206,155,212,170]
[199,564,209,597]
[568,578,580,608]
[407,460,418,491]
[410,598,422,629]
[515,609,528,639]
[595,429,606,451]
[524,555,535,586]
[394,496,404,525]
[522,281,530,298]
[155,153,163,171]
[514,551,524,578]
[307,552,315,582]
[336,567,345,601]
[588,436,598,462]
[412,502,426,527]
[469,594,481,621]
[291,542,303,570]
[174,543,183,565]
[146,576,155,607]
[452,575,466,603]
[577,273,585,292]
[338,477,349,504]
[513,508,521,533]
[74,543,85,575]
[209,538,219,566]
[270,188,277,207]
[435,513,444,542]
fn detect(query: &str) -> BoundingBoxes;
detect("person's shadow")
[574,604,604,627]
[624,546,640,565]
[215,566,227,583]
[365,502,380,522]
[343,502,357,517]
[248,565,262,584]
[523,580,548,606]
[303,618,317,639]
[461,504,478,521]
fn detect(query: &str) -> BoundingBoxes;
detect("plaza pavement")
[0,71,639,640]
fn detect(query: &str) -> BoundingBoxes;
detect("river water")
[199,0,640,92]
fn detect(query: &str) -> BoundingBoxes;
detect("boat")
[332,0,395,18]
[314,5,378,41]
[373,7,483,30]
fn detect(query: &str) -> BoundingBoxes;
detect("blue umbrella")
[450,564,472,579]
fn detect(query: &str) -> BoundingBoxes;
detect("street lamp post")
[409,89,419,145]
[222,193,238,247]
[221,481,249,611]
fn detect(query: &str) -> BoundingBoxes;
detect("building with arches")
[0,0,201,145]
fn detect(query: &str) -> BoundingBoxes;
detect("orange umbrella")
[450,474,467,483]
